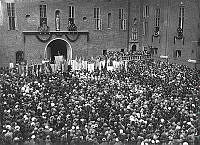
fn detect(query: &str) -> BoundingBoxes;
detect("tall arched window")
[55,10,60,31]
[39,4,47,27]
[179,2,184,30]
[16,51,24,63]
[154,8,160,35]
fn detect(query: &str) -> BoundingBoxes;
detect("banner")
[71,60,77,71]
[88,63,94,72]
[55,55,64,64]
[82,61,88,70]
[100,60,105,69]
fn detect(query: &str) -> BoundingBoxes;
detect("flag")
[78,57,82,70]
[100,60,105,69]
[50,64,55,73]
[88,63,94,72]
[37,64,40,76]
[84,61,88,70]
[18,64,22,75]
[71,60,77,71]
[34,64,37,75]
[75,56,78,62]
[95,57,100,70]
[113,61,120,70]
[47,62,52,73]
[28,66,32,76]
[31,65,34,75]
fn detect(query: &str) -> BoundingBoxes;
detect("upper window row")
[143,4,184,36]
[6,3,126,31]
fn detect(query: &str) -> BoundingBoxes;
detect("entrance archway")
[131,44,137,52]
[44,38,72,64]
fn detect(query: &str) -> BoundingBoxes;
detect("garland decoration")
[36,25,52,43]
[65,32,80,42]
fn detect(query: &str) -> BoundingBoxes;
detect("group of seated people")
[0,59,200,145]
[91,50,150,62]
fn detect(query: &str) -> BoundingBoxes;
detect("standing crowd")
[0,59,200,145]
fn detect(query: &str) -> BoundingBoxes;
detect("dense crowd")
[0,59,200,145]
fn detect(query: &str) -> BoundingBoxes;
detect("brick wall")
[0,0,129,67]
[139,0,200,69]
[0,0,199,69]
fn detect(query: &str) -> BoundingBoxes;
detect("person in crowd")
[0,53,199,145]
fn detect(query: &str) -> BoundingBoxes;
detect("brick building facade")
[138,0,200,69]
[0,0,200,69]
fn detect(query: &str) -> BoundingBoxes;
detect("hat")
[183,142,189,145]
[6,125,11,130]
[31,135,35,139]
[161,118,165,123]
[15,126,20,131]
[31,122,35,126]
[13,137,20,141]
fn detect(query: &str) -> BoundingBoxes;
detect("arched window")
[39,4,47,27]
[154,8,160,35]
[179,2,184,29]
[55,10,60,31]
[16,51,24,63]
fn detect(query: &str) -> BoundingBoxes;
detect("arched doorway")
[131,44,137,53]
[45,38,72,64]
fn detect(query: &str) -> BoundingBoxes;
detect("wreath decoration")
[152,27,161,43]
[36,32,52,43]
[36,25,52,43]
[174,26,184,45]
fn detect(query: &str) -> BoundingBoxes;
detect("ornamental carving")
[67,18,77,31]
[174,26,185,45]
[152,26,161,43]
[36,23,52,43]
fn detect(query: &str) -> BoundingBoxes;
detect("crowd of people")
[0,58,200,145]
